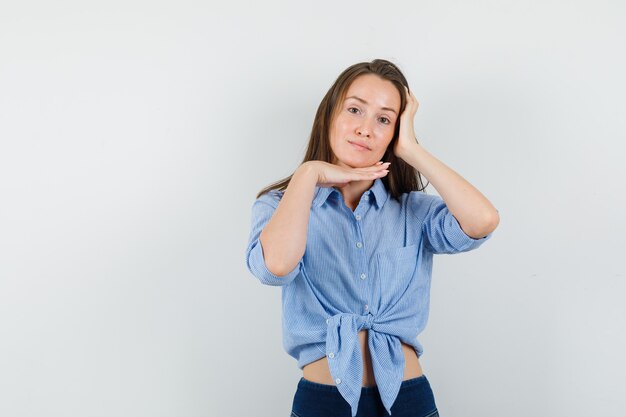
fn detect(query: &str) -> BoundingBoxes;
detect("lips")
[348,140,370,151]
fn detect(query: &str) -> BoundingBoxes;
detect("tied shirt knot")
[325,312,406,417]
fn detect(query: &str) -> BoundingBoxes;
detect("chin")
[335,150,374,168]
[344,160,370,169]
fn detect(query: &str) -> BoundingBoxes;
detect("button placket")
[354,208,371,320]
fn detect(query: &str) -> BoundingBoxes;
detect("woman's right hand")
[304,160,391,188]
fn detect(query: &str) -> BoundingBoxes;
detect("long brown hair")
[255,59,429,200]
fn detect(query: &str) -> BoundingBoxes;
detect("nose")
[356,119,373,137]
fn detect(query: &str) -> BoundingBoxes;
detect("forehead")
[344,74,400,112]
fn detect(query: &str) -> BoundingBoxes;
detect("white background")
[1,1,624,416]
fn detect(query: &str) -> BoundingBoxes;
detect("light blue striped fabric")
[245,178,494,417]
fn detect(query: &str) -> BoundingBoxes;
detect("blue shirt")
[245,177,494,417]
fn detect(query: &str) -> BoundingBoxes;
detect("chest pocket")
[376,244,419,310]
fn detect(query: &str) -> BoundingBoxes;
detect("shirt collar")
[312,177,389,209]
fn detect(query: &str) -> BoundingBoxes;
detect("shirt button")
[360,273,366,280]
[355,214,361,221]
[356,242,362,248]
[326,318,330,324]
[364,304,369,311]
[335,378,341,384]
[328,352,335,358]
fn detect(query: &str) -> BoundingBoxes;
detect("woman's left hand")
[393,86,420,160]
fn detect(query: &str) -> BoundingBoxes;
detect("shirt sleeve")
[419,194,494,255]
[244,191,304,286]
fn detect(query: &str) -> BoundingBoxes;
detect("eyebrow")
[345,96,398,115]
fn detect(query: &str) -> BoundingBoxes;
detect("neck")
[335,179,374,209]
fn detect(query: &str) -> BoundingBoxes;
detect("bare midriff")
[302,329,423,387]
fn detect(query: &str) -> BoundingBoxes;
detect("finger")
[359,170,388,179]
[369,162,390,170]
[356,162,389,170]
[405,87,416,102]
[357,162,390,174]
[352,168,388,180]
[371,167,390,175]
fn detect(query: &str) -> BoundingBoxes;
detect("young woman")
[245,59,499,417]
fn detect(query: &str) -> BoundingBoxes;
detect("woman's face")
[329,74,401,169]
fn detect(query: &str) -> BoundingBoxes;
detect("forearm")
[399,141,499,238]
[259,162,318,276]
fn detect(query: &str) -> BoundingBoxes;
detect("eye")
[347,106,391,124]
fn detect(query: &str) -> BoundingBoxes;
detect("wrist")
[295,161,320,184]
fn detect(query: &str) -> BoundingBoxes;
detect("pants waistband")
[298,374,429,395]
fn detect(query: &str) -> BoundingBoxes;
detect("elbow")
[245,242,301,286]
[492,209,500,227]
[480,210,500,237]
[487,209,500,232]
[261,236,304,278]
[265,259,296,278]
[265,247,305,277]
[260,256,303,286]
[464,210,500,239]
